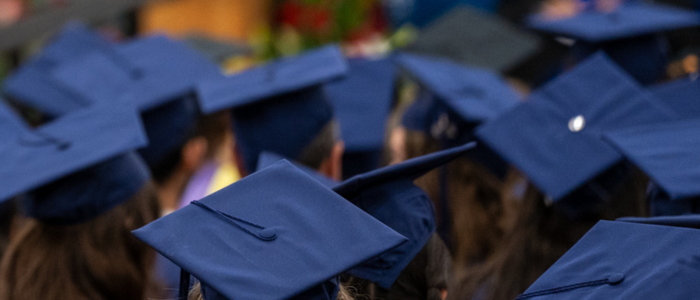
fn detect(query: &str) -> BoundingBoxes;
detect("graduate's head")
[51,36,224,186]
[228,86,344,178]
[0,105,160,300]
[526,2,700,85]
[133,160,407,300]
[197,45,349,178]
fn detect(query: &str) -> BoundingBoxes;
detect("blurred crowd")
[2,0,700,300]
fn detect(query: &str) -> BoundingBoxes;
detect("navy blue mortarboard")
[397,53,519,177]
[2,22,120,117]
[256,151,338,188]
[324,57,397,178]
[197,45,348,173]
[332,141,477,288]
[398,53,520,131]
[617,214,700,229]
[35,21,117,67]
[648,77,700,120]
[133,160,407,300]
[603,119,700,216]
[477,53,676,205]
[527,3,700,85]
[407,6,541,72]
[604,119,700,201]
[50,35,223,169]
[0,104,150,224]
[517,220,700,300]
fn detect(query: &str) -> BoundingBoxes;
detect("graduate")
[0,105,160,300]
[324,56,398,179]
[450,53,675,300]
[47,34,230,296]
[527,0,700,85]
[50,35,225,215]
[390,52,522,265]
[197,45,348,184]
[132,160,408,300]
[333,142,478,300]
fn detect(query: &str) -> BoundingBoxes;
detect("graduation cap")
[324,57,397,179]
[396,53,519,177]
[603,119,700,215]
[197,45,348,173]
[133,160,407,300]
[36,21,116,67]
[332,141,476,288]
[647,77,700,120]
[617,214,700,230]
[406,6,541,72]
[517,220,700,300]
[50,35,223,169]
[527,3,700,85]
[0,104,150,224]
[477,53,677,207]
[256,152,338,188]
[1,22,123,117]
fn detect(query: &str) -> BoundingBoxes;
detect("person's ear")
[181,137,209,172]
[319,141,344,181]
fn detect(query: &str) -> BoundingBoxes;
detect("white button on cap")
[568,115,586,132]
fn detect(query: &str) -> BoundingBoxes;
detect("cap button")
[608,273,625,285]
[568,115,586,132]
[259,228,277,240]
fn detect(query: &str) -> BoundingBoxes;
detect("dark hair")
[0,200,17,258]
[296,120,340,170]
[401,129,516,267]
[0,182,161,300]
[450,166,649,300]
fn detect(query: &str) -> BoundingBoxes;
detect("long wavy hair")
[449,167,649,300]
[0,182,161,300]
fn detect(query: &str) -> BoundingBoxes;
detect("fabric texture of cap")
[604,119,700,200]
[197,45,348,173]
[406,5,541,72]
[0,105,150,224]
[477,52,677,201]
[256,151,338,188]
[647,77,700,120]
[133,160,407,300]
[517,220,700,300]
[324,57,397,178]
[333,141,476,288]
